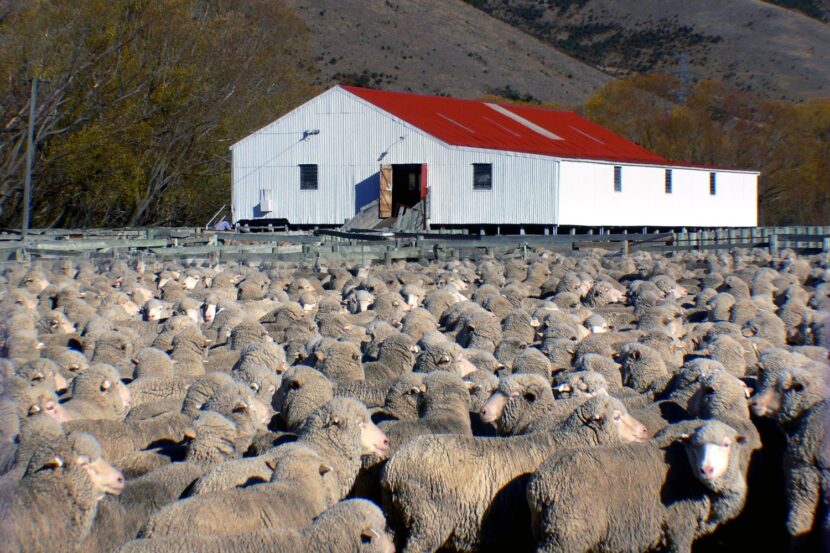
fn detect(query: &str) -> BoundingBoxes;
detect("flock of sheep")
[0,246,827,552]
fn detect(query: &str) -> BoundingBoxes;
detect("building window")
[614,166,622,192]
[473,163,492,190]
[709,172,717,195]
[665,169,672,194]
[300,164,318,190]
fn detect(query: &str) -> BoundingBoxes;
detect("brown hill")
[284,0,610,105]
[465,0,830,101]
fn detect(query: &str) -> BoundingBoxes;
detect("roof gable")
[341,85,668,164]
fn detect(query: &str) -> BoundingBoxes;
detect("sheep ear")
[318,464,333,475]
[679,433,691,442]
[631,350,641,360]
[329,416,342,427]
[361,527,381,541]
[43,455,64,469]
[101,379,111,390]
[183,427,196,440]
[464,381,479,392]
[316,352,327,362]
[265,458,278,470]
[231,403,248,414]
[553,384,572,393]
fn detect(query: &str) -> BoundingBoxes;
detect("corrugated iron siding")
[232,88,559,225]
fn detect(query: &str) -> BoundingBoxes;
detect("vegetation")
[0,2,826,228]
[582,74,830,225]
[0,0,316,228]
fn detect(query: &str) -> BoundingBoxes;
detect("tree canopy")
[0,0,315,228]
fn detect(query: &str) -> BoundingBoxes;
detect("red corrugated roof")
[341,86,669,165]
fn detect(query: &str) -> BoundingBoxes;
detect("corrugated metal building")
[231,86,758,229]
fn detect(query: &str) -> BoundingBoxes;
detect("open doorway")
[379,163,427,218]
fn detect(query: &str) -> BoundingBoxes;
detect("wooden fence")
[0,226,828,265]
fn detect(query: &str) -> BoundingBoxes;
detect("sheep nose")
[382,438,389,448]
[700,465,714,478]
[116,474,125,485]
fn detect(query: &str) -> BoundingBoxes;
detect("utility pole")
[22,76,38,240]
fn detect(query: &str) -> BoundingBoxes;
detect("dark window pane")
[300,164,318,190]
[665,169,672,193]
[473,164,492,190]
[709,172,716,195]
[614,166,622,192]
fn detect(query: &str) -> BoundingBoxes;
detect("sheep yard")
[0,227,828,552]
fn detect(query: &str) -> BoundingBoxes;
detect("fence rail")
[0,226,828,265]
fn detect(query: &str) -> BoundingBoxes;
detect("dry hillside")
[284,0,610,105]
[467,0,830,101]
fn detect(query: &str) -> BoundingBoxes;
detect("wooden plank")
[379,164,393,219]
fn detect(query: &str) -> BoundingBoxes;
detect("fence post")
[770,234,779,255]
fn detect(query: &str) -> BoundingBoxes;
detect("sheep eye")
[289,381,301,390]
[50,320,58,327]
[250,383,260,392]
[720,439,731,448]
[612,412,622,421]
[524,392,536,403]
[361,534,372,544]
[791,382,805,392]
[28,405,41,415]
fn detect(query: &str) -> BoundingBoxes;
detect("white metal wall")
[231,87,559,226]
[557,160,758,227]
[232,86,756,228]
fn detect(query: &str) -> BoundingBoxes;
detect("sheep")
[149,398,387,530]
[315,339,365,381]
[131,348,175,379]
[376,371,472,453]
[616,342,670,395]
[62,364,131,421]
[478,373,556,436]
[0,432,124,553]
[273,366,335,432]
[766,367,830,546]
[231,341,287,375]
[413,337,478,377]
[15,358,69,393]
[399,307,437,341]
[63,411,190,474]
[572,352,623,391]
[47,348,90,381]
[381,394,648,552]
[81,411,255,553]
[509,347,552,378]
[374,373,427,423]
[363,333,418,381]
[527,420,750,553]
[116,498,394,553]
[137,444,341,539]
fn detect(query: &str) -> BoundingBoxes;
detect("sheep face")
[80,454,126,496]
[683,421,746,488]
[609,406,650,443]
[27,394,73,424]
[360,416,389,457]
[143,300,172,322]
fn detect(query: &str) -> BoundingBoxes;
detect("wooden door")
[379,164,393,218]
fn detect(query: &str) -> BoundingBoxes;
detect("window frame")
[472,163,493,191]
[665,169,672,194]
[709,172,717,195]
[613,166,622,192]
[300,164,318,190]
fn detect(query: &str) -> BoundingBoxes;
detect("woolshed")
[230,86,758,231]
